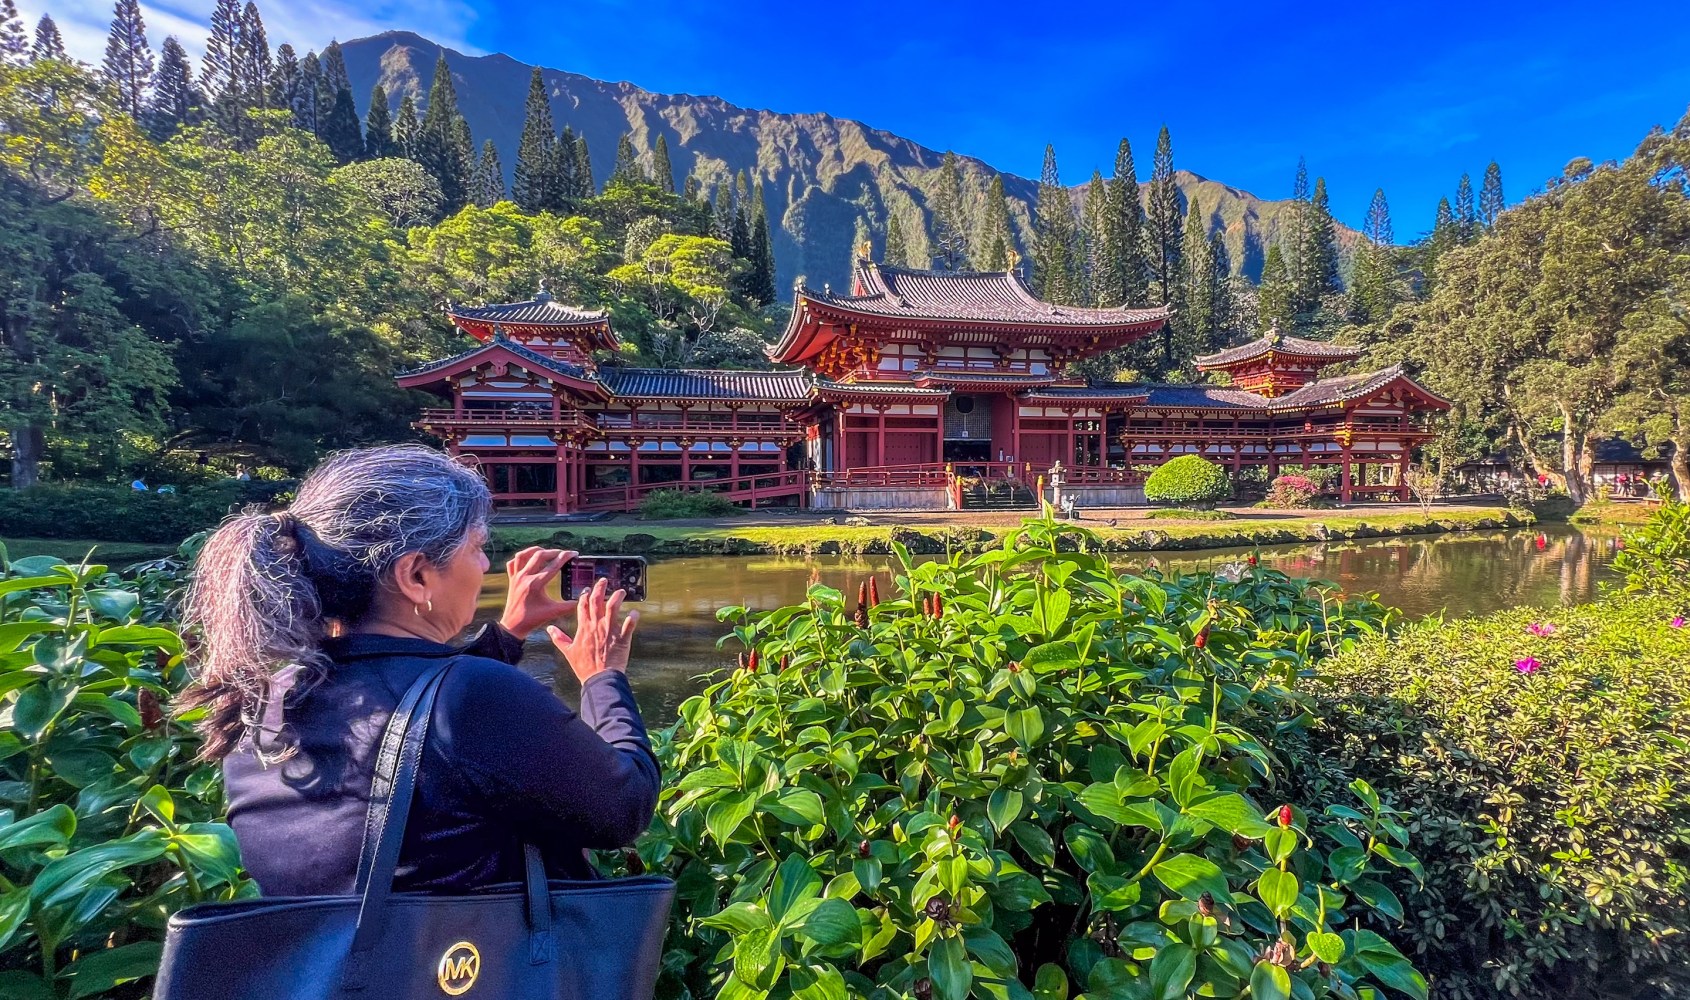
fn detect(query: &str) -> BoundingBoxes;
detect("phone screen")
[562,556,648,602]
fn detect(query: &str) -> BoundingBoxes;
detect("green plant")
[1292,597,1690,998]
[1144,508,1235,521]
[639,489,743,520]
[0,541,250,999]
[1143,457,1232,508]
[0,481,290,544]
[642,514,1425,1000]
[1613,501,1690,605]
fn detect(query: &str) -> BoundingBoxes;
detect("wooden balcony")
[578,470,809,511]
[418,408,594,432]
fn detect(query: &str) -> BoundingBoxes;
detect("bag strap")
[340,658,557,990]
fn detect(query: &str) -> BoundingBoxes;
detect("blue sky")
[28,0,1690,235]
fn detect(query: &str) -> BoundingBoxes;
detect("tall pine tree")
[610,133,641,186]
[147,36,197,139]
[1107,137,1148,307]
[747,183,777,304]
[513,68,556,213]
[711,182,734,239]
[471,140,505,207]
[103,0,154,120]
[393,93,419,159]
[318,53,364,166]
[886,212,910,268]
[294,50,322,135]
[269,43,301,126]
[1422,196,1457,292]
[1179,199,1219,354]
[200,0,243,134]
[1350,187,1397,324]
[929,150,970,270]
[1453,172,1476,243]
[1305,176,1340,303]
[363,85,393,158]
[1257,244,1294,334]
[0,0,26,66]
[573,135,594,198]
[976,175,1013,271]
[1285,157,1314,310]
[1081,172,1114,306]
[554,125,579,211]
[418,53,472,210]
[32,15,66,62]
[1479,161,1504,230]
[652,135,675,194]
[1144,125,1184,364]
[1031,144,1080,304]
[236,2,270,116]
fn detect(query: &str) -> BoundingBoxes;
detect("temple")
[397,260,1449,513]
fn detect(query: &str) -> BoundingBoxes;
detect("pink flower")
[1514,656,1541,674]
[1527,622,1557,637]
[1672,617,1687,629]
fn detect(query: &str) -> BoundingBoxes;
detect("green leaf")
[0,575,69,598]
[1327,845,1368,882]
[29,831,168,911]
[801,898,859,949]
[1250,961,1291,1000]
[1076,782,1161,831]
[791,964,847,1000]
[1009,822,1056,867]
[1371,843,1425,881]
[700,902,771,935]
[1350,930,1428,1000]
[1349,878,1405,922]
[1307,931,1345,965]
[704,790,757,847]
[1152,854,1229,901]
[1263,827,1297,865]
[1032,963,1069,1000]
[765,788,825,828]
[0,970,55,1000]
[12,682,77,740]
[172,824,243,885]
[987,786,1024,833]
[1166,745,1203,807]
[1086,873,1142,911]
[929,935,971,1000]
[0,887,30,954]
[963,927,1017,977]
[1006,706,1045,747]
[770,854,822,924]
[854,857,883,893]
[83,590,139,622]
[1257,869,1299,917]
[0,803,75,852]
[732,924,784,991]
[1186,793,1273,837]
[62,941,162,998]
[1148,942,1195,999]
[1063,823,1116,873]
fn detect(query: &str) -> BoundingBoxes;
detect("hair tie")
[272,511,307,563]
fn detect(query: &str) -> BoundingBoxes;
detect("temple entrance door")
[943,440,991,464]
[943,395,992,468]
[1020,435,1060,470]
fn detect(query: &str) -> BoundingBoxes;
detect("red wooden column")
[934,406,944,466]
[1398,450,1412,501]
[554,444,568,514]
[875,406,887,466]
[1339,447,1353,503]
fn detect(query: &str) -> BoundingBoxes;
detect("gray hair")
[181,444,492,760]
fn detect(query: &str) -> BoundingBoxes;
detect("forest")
[1,0,1687,501]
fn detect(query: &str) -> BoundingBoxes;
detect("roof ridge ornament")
[1265,321,1282,346]
[535,278,552,303]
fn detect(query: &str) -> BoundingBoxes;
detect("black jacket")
[222,626,659,895]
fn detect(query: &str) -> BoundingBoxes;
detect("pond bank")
[489,506,1536,558]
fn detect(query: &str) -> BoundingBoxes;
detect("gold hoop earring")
[414,599,433,616]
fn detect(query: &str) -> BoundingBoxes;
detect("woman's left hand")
[499,547,577,637]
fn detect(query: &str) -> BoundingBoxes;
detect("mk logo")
[436,941,480,995]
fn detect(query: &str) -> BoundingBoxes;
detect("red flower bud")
[1008,661,1021,673]
[867,576,880,608]
[138,687,164,731]
[1197,891,1215,916]
[154,648,171,671]
[1248,553,1259,567]
[948,814,960,830]
[1194,627,1209,649]
[780,654,791,672]
[933,594,944,619]
[856,580,868,610]
[737,652,746,670]
[1277,804,1293,828]
[858,839,871,858]
[747,649,759,672]
[924,897,952,923]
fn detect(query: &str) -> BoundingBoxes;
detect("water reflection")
[477,525,1620,723]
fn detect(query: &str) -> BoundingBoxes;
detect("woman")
[181,444,656,894]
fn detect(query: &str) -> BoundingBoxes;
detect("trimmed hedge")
[637,488,741,520]
[1143,455,1231,507]
[0,481,291,543]
[1291,597,1690,998]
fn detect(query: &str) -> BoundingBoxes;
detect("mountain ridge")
[339,31,1349,293]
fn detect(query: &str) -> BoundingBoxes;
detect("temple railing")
[812,463,954,489]
[592,413,804,432]
[578,470,809,511]
[418,408,594,432]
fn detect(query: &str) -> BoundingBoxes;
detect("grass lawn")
[2,537,179,564]
[1569,499,1665,526]
[489,505,1533,557]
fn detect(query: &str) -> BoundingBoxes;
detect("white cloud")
[15,0,481,65]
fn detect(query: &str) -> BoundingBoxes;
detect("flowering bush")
[0,542,251,999]
[1262,476,1321,510]
[1293,597,1690,998]
[1143,456,1232,508]
[641,514,1426,1000]
[1613,501,1690,607]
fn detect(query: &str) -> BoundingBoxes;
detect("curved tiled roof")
[446,292,609,327]
[1023,385,1151,401]
[802,260,1170,327]
[397,336,595,384]
[1269,365,1438,408]
[1194,332,1364,368]
[912,370,1058,387]
[1137,385,1273,410]
[600,368,814,402]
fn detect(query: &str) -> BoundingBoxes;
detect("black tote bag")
[155,659,675,999]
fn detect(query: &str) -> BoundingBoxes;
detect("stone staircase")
[960,479,1038,510]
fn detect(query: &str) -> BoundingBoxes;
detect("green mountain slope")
[340,31,1354,293]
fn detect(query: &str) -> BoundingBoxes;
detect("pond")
[476,525,1623,723]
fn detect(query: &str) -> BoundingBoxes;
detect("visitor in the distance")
[179,443,657,894]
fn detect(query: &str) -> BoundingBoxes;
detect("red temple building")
[397,260,1449,513]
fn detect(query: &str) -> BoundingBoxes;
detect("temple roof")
[1136,385,1274,410]
[1269,364,1444,409]
[911,370,1059,388]
[396,336,597,387]
[805,260,1171,327]
[446,292,608,328]
[1194,331,1364,368]
[601,368,814,402]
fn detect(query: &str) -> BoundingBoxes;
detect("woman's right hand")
[546,577,638,684]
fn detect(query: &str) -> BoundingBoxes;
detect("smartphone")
[561,555,648,602]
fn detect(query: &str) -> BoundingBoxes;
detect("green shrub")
[637,488,742,520]
[641,515,1426,1000]
[1143,456,1232,507]
[1613,501,1690,605]
[1143,507,1235,521]
[0,481,291,543]
[0,541,251,999]
[1291,597,1690,998]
